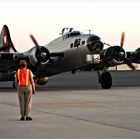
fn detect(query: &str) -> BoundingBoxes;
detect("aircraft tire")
[100,72,112,89]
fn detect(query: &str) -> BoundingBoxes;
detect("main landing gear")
[97,70,112,89]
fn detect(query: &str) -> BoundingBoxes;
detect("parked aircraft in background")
[0,25,140,89]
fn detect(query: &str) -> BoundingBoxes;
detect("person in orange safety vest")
[15,60,36,121]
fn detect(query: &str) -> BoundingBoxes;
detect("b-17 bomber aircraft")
[0,25,140,89]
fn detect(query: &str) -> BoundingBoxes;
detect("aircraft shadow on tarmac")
[0,71,140,92]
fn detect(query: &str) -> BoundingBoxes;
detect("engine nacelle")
[36,77,49,85]
[27,46,50,66]
[127,47,140,63]
[134,47,140,63]
[100,46,126,65]
[87,35,104,54]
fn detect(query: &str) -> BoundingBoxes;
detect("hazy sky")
[0,0,140,52]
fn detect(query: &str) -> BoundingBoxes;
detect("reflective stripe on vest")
[16,68,31,86]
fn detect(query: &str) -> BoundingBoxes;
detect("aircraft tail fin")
[0,25,17,52]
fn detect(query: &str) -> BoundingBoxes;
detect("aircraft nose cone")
[87,35,104,53]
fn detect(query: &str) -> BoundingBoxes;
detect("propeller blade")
[120,32,125,48]
[30,34,42,53]
[30,34,39,46]
[104,42,111,46]
[124,58,136,70]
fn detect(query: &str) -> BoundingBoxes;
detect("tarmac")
[0,71,140,138]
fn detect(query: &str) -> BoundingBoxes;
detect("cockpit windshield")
[62,31,81,40]
[69,31,81,37]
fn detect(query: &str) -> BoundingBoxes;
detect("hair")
[20,60,27,68]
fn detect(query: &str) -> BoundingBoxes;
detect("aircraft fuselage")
[41,33,99,76]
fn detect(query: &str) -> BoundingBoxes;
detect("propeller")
[104,32,125,48]
[30,34,42,53]
[30,34,64,64]
[119,32,136,70]
[30,34,51,64]
[124,58,136,70]
[120,32,125,48]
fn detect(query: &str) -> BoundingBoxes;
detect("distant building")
[109,64,139,71]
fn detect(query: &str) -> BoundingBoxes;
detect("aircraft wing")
[0,25,65,85]
[85,46,140,71]
[91,32,140,71]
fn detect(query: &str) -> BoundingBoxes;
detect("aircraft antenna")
[89,30,91,34]
[85,30,92,34]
